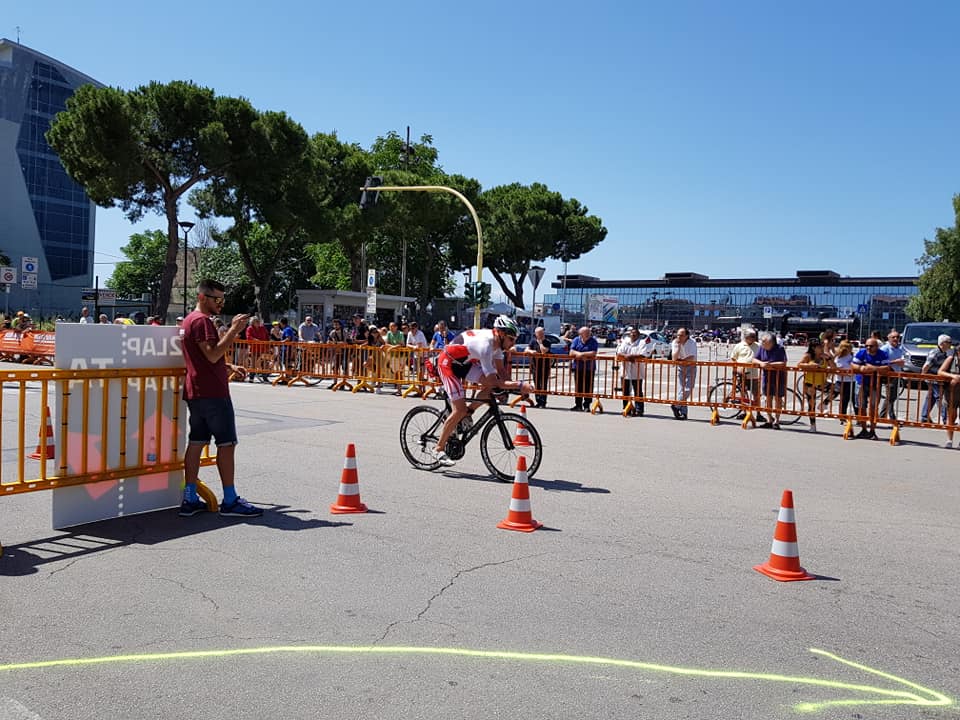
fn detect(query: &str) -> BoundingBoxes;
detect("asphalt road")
[1,379,957,719]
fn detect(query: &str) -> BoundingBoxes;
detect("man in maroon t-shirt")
[179,278,262,518]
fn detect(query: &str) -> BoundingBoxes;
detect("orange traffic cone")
[754,489,815,582]
[29,406,55,461]
[513,405,533,447]
[330,444,368,514]
[497,456,542,532]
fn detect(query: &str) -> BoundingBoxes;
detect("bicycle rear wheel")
[778,389,805,425]
[400,405,444,470]
[480,412,543,482]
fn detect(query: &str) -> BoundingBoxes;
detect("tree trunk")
[156,202,182,322]
[488,268,525,309]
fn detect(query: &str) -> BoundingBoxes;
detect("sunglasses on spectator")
[204,294,225,304]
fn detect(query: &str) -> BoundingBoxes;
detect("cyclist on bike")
[431,315,534,466]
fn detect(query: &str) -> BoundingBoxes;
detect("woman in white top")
[833,340,856,419]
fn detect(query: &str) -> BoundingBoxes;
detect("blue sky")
[10,0,960,306]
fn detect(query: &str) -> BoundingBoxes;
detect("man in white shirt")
[670,327,698,420]
[406,321,428,388]
[729,328,762,421]
[879,328,906,421]
[78,306,93,324]
[617,327,654,416]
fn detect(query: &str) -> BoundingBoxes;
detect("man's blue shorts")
[186,397,238,446]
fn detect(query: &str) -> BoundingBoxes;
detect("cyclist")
[431,315,534,466]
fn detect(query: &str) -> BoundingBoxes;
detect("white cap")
[938,334,952,345]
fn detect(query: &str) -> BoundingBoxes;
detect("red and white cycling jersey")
[437,329,504,400]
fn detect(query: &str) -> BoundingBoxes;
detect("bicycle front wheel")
[480,412,543,482]
[778,389,805,425]
[707,380,741,420]
[400,405,444,470]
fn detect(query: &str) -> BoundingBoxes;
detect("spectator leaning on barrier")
[569,326,599,412]
[617,327,653,417]
[525,325,553,409]
[406,321,428,383]
[669,327,698,420]
[937,347,960,448]
[385,321,406,392]
[921,334,953,424]
[729,328,762,422]
[879,329,906,421]
[98,313,109,324]
[833,340,857,420]
[798,338,835,433]
[79,306,93,324]
[179,278,262,518]
[852,338,889,440]
[753,331,788,429]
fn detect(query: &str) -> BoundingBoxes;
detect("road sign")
[0,267,16,284]
[856,303,869,315]
[528,265,545,291]
[367,269,377,290]
[21,256,38,274]
[365,288,377,315]
[763,306,773,319]
[21,272,37,290]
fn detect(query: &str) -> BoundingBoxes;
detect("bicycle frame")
[440,392,517,450]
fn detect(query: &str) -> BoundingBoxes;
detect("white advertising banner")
[52,324,187,528]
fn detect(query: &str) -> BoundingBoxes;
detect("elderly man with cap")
[921,333,954,425]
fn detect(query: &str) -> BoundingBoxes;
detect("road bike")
[707,373,804,425]
[400,390,543,482]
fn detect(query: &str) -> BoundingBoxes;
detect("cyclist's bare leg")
[436,396,469,454]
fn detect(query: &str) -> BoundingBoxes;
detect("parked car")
[630,330,671,358]
[901,322,960,375]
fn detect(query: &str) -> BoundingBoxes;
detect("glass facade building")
[542,270,918,337]
[0,38,99,315]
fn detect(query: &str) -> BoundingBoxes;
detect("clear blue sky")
[10,0,960,306]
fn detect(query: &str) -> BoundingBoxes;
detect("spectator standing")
[178,278,261,518]
[938,349,960,448]
[246,316,271,382]
[78,306,93,324]
[669,327,698,420]
[406,321,428,386]
[384,321,406,392]
[568,326,599,411]
[879,329,906,421]
[98,313,110,324]
[920,334,953,424]
[298,315,321,342]
[753,331,788,429]
[851,338,890,439]
[430,320,456,351]
[525,326,553,408]
[617,327,653,416]
[729,329,762,421]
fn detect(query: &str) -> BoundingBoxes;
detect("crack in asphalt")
[147,573,220,612]
[375,553,548,644]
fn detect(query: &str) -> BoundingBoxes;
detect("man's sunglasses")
[204,294,225,304]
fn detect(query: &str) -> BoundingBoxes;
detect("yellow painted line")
[0,645,951,713]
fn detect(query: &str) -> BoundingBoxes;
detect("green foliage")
[907,195,960,321]
[473,183,607,308]
[47,81,264,320]
[307,242,351,290]
[106,230,168,308]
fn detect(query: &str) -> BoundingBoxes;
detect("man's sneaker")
[219,497,264,517]
[430,448,456,467]
[178,498,208,517]
[945,440,953,449]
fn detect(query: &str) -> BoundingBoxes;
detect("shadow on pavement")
[0,504,348,577]
[440,469,609,493]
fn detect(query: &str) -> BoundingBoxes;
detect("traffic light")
[359,176,383,210]
[478,282,492,306]
[464,282,477,305]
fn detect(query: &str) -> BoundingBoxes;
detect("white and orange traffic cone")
[513,405,533,447]
[497,456,542,533]
[330,443,368,514]
[754,489,815,582]
[29,406,55,461]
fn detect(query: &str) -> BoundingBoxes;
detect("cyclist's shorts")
[438,351,483,402]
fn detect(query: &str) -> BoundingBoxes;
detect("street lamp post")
[178,221,195,318]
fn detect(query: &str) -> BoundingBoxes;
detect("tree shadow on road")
[0,503,348,577]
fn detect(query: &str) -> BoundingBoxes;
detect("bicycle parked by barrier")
[400,390,543,482]
[707,373,804,425]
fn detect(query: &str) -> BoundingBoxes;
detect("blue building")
[542,270,918,337]
[0,38,100,317]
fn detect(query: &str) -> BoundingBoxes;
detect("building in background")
[542,270,918,339]
[0,38,100,318]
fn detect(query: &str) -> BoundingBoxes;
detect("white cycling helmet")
[493,314,519,337]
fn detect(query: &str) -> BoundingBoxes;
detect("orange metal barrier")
[0,330,56,365]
